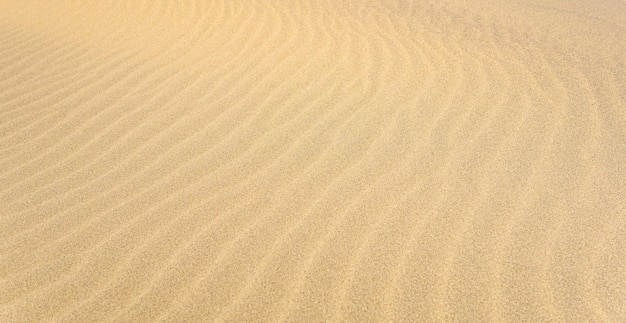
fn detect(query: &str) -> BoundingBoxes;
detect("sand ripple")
[1,0,625,321]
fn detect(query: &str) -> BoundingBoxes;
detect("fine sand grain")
[1,0,625,321]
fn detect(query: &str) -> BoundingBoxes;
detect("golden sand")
[1,0,625,321]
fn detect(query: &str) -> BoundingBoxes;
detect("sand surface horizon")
[1,0,625,321]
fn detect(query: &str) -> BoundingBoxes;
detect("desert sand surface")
[1,0,625,321]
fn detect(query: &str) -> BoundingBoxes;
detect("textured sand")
[1,0,625,321]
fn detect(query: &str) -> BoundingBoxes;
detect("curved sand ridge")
[1,0,625,321]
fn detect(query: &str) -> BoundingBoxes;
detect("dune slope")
[1,0,625,321]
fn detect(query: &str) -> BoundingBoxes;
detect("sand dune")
[1,0,625,321]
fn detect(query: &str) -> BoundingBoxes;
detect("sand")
[1,0,625,321]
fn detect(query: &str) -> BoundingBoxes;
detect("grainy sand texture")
[1,0,625,321]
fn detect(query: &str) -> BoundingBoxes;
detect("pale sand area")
[1,0,625,321]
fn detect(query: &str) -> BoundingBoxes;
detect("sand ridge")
[1,0,625,321]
